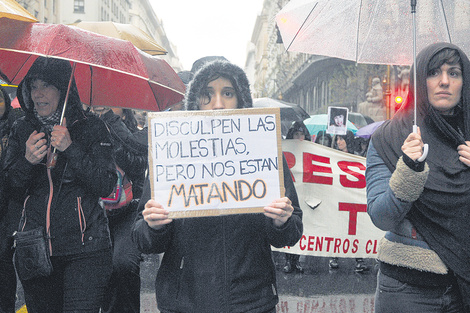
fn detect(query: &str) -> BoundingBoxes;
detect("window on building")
[74,0,85,13]
[34,10,38,18]
[44,0,47,8]
[44,17,48,23]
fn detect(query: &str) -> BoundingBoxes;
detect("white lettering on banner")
[148,109,284,218]
[276,295,375,313]
[274,140,385,258]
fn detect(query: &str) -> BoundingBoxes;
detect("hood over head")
[190,56,228,75]
[185,60,252,111]
[17,57,82,120]
[286,121,311,141]
[0,85,11,121]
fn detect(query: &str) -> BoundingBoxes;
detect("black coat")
[99,110,147,199]
[4,62,117,255]
[132,158,302,313]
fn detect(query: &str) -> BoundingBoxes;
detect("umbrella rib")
[286,2,319,51]
[439,0,452,42]
[355,0,364,63]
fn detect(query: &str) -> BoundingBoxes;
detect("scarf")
[372,43,470,288]
[34,108,61,134]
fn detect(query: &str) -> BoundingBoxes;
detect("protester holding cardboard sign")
[132,60,302,313]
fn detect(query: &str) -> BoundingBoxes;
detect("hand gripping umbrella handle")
[46,62,76,169]
[413,125,428,162]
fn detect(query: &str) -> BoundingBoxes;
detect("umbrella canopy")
[0,19,185,111]
[253,97,310,136]
[0,0,38,22]
[276,0,470,65]
[304,114,358,136]
[355,120,385,139]
[69,21,167,56]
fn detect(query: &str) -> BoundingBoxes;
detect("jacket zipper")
[77,197,86,245]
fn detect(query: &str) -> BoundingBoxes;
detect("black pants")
[21,248,112,313]
[0,244,15,313]
[101,204,142,313]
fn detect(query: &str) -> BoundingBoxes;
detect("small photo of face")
[334,114,345,127]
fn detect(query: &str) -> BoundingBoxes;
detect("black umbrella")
[253,98,310,136]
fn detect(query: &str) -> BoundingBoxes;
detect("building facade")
[17,0,60,23]
[16,0,182,71]
[247,0,411,121]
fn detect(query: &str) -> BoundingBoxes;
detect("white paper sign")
[147,108,284,218]
[274,140,385,258]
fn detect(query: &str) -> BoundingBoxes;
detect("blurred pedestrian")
[330,130,369,273]
[314,130,332,147]
[354,136,370,157]
[0,85,22,313]
[282,121,310,274]
[132,60,303,313]
[91,106,148,313]
[367,42,470,311]
[3,57,116,312]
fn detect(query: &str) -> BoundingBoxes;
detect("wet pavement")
[16,252,378,312]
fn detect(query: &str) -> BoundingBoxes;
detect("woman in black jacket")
[3,57,116,312]
[0,85,17,313]
[132,60,303,313]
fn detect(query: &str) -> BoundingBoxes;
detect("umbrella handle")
[46,62,76,169]
[47,150,58,169]
[413,125,428,162]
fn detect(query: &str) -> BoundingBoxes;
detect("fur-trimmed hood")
[185,60,252,111]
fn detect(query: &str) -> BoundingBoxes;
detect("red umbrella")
[0,19,185,112]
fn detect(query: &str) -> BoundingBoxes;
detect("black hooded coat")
[132,60,303,313]
[3,57,116,256]
[372,42,470,302]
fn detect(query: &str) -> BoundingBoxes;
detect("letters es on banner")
[147,108,284,219]
[274,140,385,258]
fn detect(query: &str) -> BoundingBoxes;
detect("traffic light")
[395,95,403,105]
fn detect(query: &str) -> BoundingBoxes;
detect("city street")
[16,252,377,312]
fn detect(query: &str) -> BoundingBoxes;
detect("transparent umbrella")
[276,0,470,65]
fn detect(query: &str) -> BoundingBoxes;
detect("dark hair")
[286,121,311,141]
[329,108,346,126]
[185,60,252,111]
[427,48,462,75]
[315,130,332,147]
[0,85,11,121]
[121,109,139,132]
[18,57,82,117]
[333,130,355,153]
[199,73,239,106]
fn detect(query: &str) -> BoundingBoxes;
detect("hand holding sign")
[142,199,173,230]
[264,197,294,227]
[148,108,285,218]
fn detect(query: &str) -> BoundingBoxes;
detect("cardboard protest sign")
[274,140,385,258]
[148,108,284,218]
